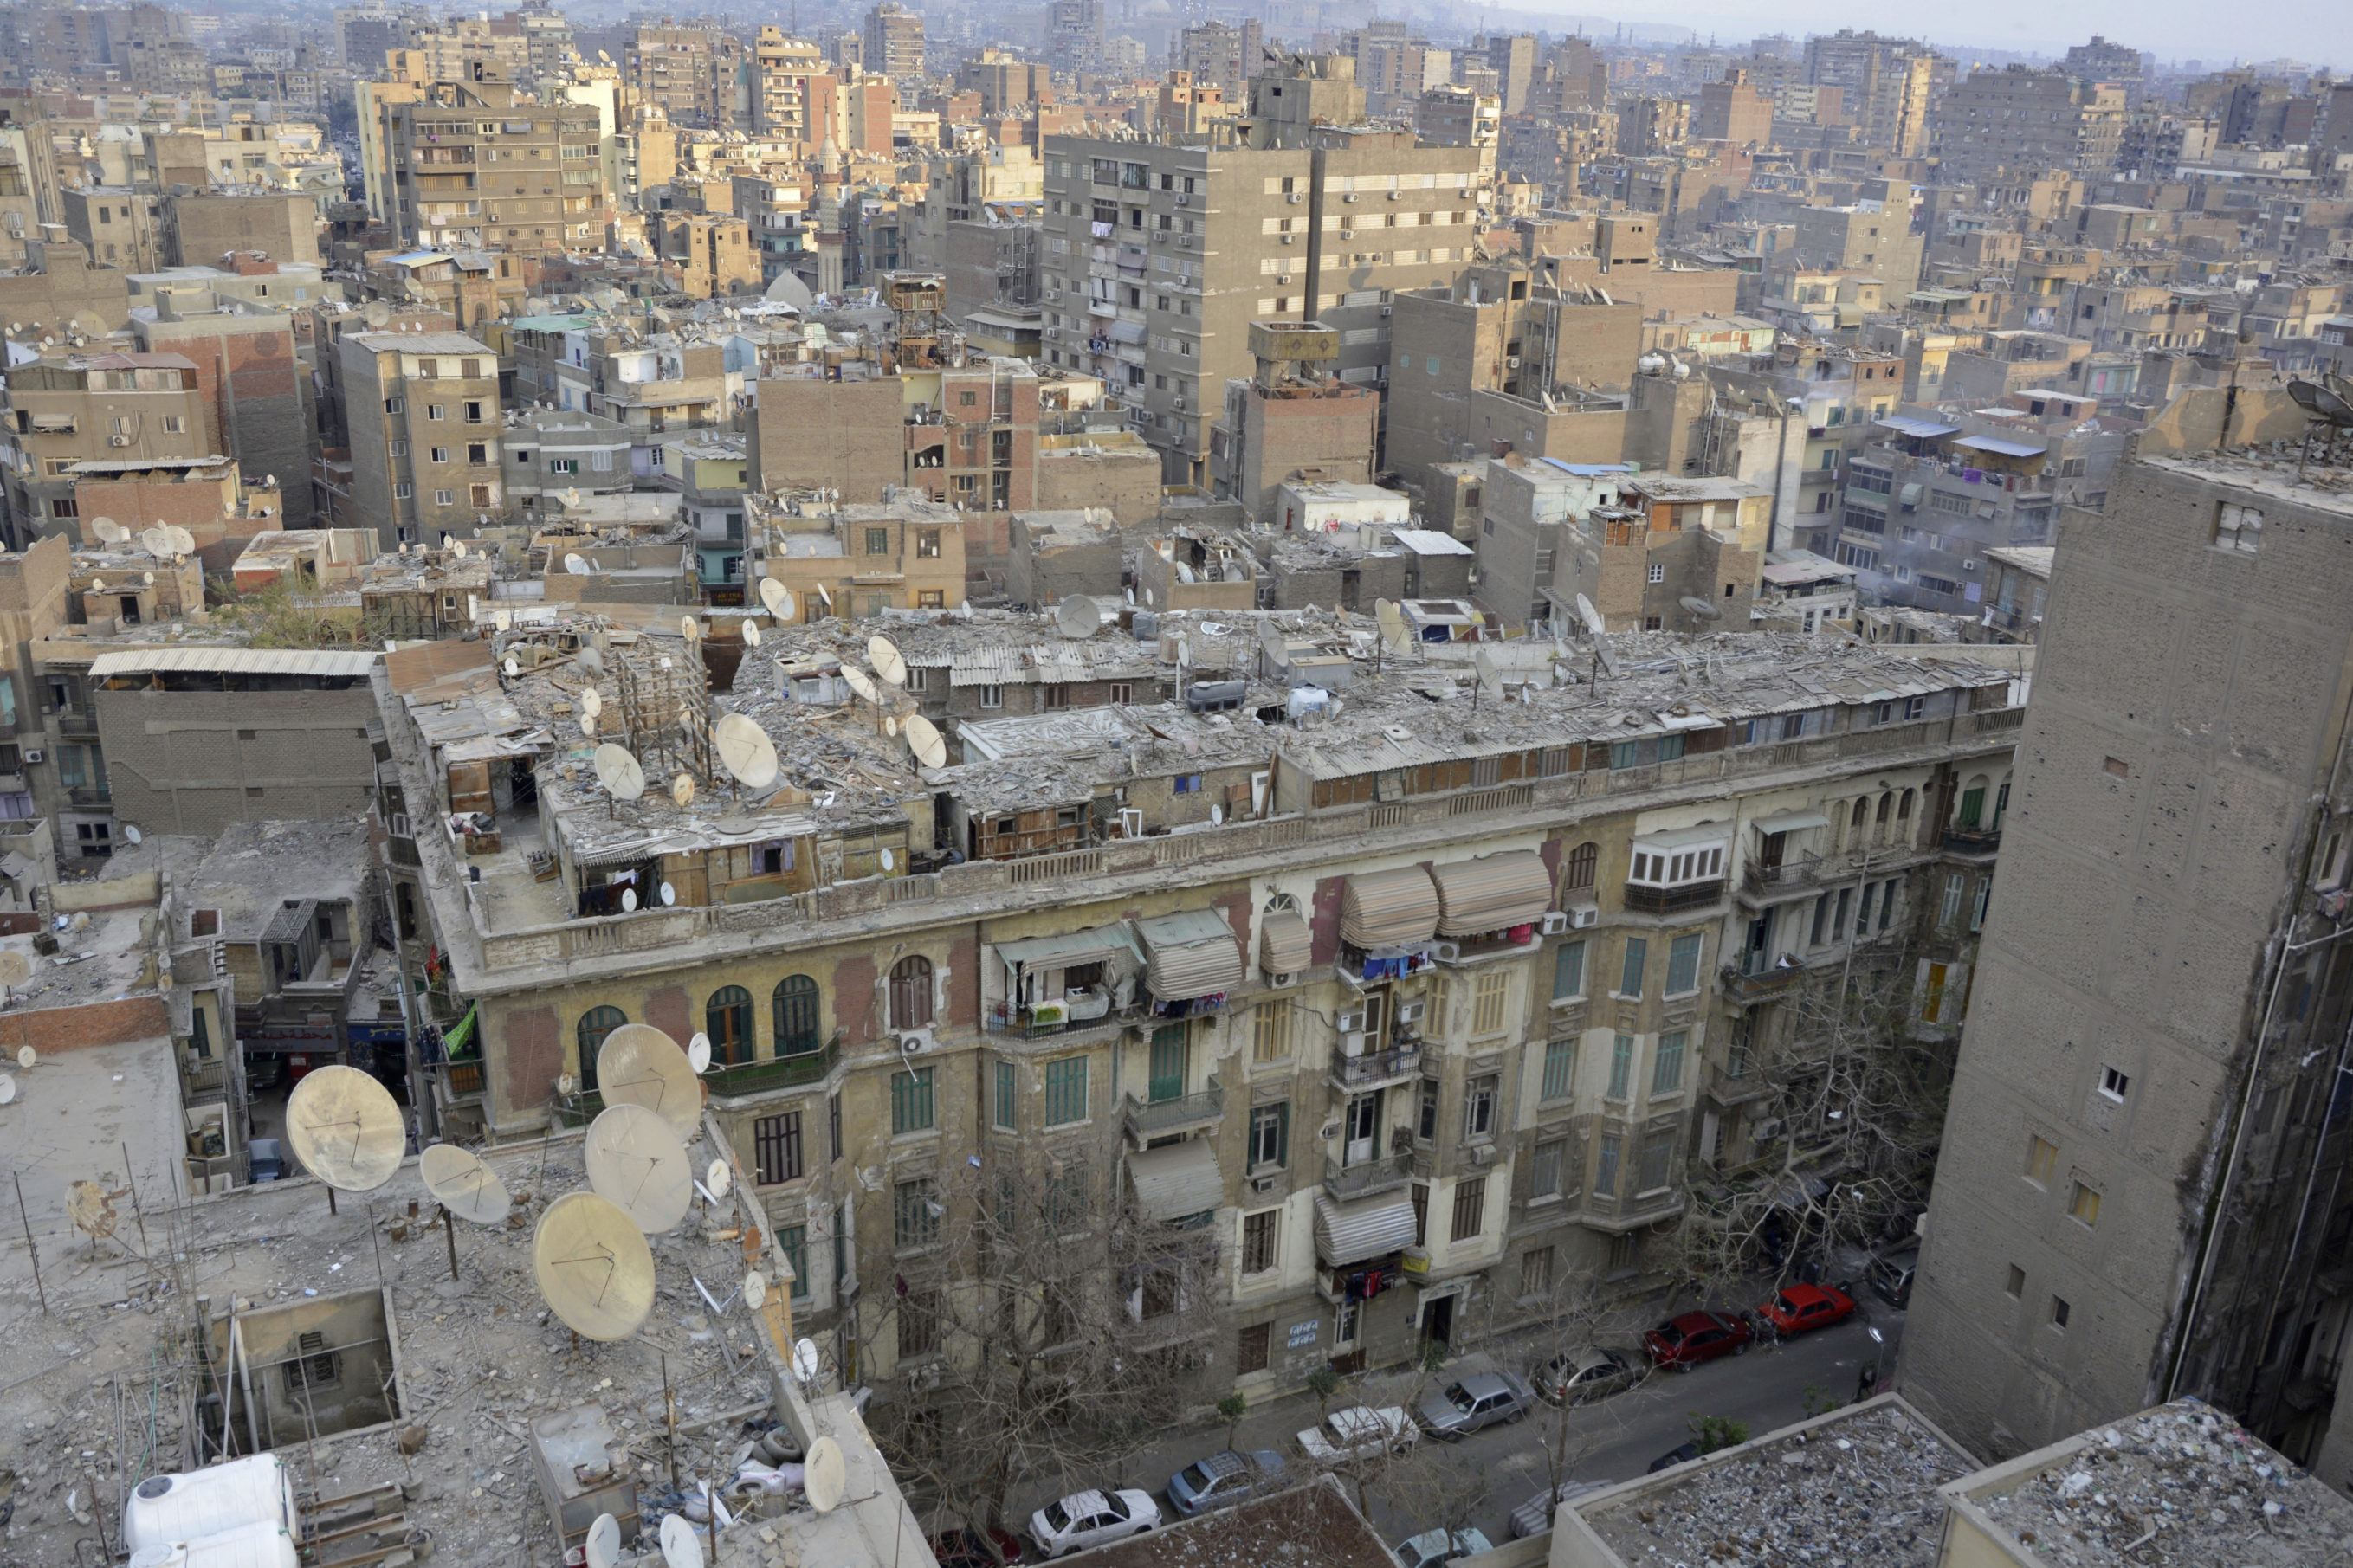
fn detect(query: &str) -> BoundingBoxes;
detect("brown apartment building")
[0,352,210,546]
[338,329,503,546]
[378,63,605,253]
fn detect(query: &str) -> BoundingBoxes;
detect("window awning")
[1952,435,2046,459]
[1751,810,1829,836]
[1129,1139,1222,1223]
[1315,1191,1418,1268]
[1260,907,1314,976]
[29,412,77,432]
[1429,850,1552,937]
[1107,319,1147,344]
[1898,482,1923,507]
[1634,824,1729,852]
[1135,908,1244,1001]
[996,924,1139,975]
[1341,865,1439,949]
[1876,416,1959,439]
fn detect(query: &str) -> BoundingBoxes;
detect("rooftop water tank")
[122,1457,298,1555]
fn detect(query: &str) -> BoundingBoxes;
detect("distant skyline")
[1469,0,2346,71]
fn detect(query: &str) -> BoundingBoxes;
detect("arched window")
[1897,789,1915,825]
[890,956,935,1031]
[1849,797,1870,847]
[708,985,754,1066]
[577,1006,625,1093]
[1561,841,1599,894]
[1875,791,1893,833]
[773,975,821,1056]
[1958,774,1991,829]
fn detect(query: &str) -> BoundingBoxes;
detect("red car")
[930,1530,1027,1568]
[1643,1310,1753,1371]
[1756,1283,1856,1339]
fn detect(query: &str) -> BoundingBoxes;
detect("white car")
[1295,1404,1419,1464]
[1027,1488,1160,1558]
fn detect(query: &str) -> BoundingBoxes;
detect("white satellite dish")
[364,300,391,328]
[743,622,762,648]
[743,1269,766,1311]
[1175,636,1193,672]
[0,961,30,996]
[593,744,646,802]
[139,527,171,557]
[620,887,637,913]
[804,1436,847,1514]
[585,1104,693,1233]
[1210,803,1224,825]
[92,518,126,544]
[1474,647,1504,701]
[12,1042,32,1068]
[681,616,701,642]
[707,1159,732,1198]
[842,665,879,703]
[688,1031,711,1073]
[562,487,582,508]
[585,1514,623,1568]
[580,709,598,738]
[421,1143,512,1225]
[1375,597,1411,653]
[581,687,603,719]
[165,526,196,556]
[122,824,142,846]
[792,1338,821,1384]
[869,635,907,686]
[884,716,898,737]
[879,847,895,870]
[659,881,676,907]
[451,539,468,558]
[564,553,590,575]
[494,610,512,632]
[903,713,947,770]
[758,578,795,620]
[89,578,105,592]
[1679,594,1723,621]
[1574,593,1606,636]
[0,1075,14,1106]
[579,645,606,678]
[533,1191,656,1340]
[659,1514,705,1568]
[713,713,780,789]
[670,771,695,810]
[1057,596,1101,639]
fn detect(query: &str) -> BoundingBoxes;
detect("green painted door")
[1148,1024,1187,1103]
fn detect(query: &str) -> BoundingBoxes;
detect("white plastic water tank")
[126,1521,303,1568]
[121,1457,298,1553]
[1285,685,1331,721]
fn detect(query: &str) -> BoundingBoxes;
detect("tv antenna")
[531,1191,656,1341]
[585,1104,693,1233]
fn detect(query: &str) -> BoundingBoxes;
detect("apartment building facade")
[378,65,605,252]
[861,3,922,81]
[339,330,503,545]
[1930,68,2129,186]
[1904,448,2353,1474]
[0,352,210,547]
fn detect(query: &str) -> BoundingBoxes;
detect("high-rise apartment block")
[1803,30,1934,158]
[627,23,734,129]
[377,65,604,252]
[752,27,830,151]
[338,330,503,547]
[1931,67,2129,184]
[862,3,923,82]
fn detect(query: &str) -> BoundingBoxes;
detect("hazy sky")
[1471,0,2347,68]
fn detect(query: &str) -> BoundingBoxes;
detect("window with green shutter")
[1607,1034,1633,1099]
[992,1060,1017,1131]
[1665,932,1703,995]
[1541,1037,1575,1101]
[1619,937,1646,997]
[1044,1055,1089,1126]
[778,1223,810,1299]
[1553,939,1586,1000]
[1595,1132,1621,1195]
[1652,1029,1686,1094]
[890,1067,934,1133]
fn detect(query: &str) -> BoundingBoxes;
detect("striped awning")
[1136,909,1244,1001]
[1259,908,1314,976]
[1130,1139,1222,1223]
[1429,851,1552,938]
[1341,865,1440,949]
[1315,1192,1418,1268]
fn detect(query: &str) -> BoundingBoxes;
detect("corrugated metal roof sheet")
[90,648,380,680]
[1389,528,1473,557]
[1951,435,2047,459]
[1429,851,1552,938]
[1341,865,1439,950]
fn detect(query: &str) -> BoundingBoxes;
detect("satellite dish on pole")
[284,1067,406,1191]
[686,1031,711,1073]
[532,1192,657,1341]
[714,713,780,788]
[1473,647,1504,702]
[365,300,391,328]
[842,664,879,703]
[165,526,196,556]
[593,744,646,803]
[869,634,907,686]
[564,552,590,575]
[670,771,695,810]
[743,622,762,648]
[758,578,795,621]
[585,1104,693,1234]
[1057,595,1101,640]
[579,645,606,679]
[139,527,172,557]
[68,1180,116,1239]
[581,687,603,720]
[681,615,701,643]
[1175,636,1193,672]
[903,713,947,770]
[1678,595,1723,621]
[742,1269,766,1311]
[707,1159,732,1198]
[580,708,599,738]
[658,1513,706,1568]
[792,1338,821,1385]
[92,518,126,545]
[804,1436,848,1514]
[451,539,468,558]
[0,952,29,989]
[1375,598,1411,654]
[591,1024,701,1138]
[1574,593,1606,636]
[422,1143,512,1225]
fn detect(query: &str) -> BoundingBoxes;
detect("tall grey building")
[1904,437,2353,1475]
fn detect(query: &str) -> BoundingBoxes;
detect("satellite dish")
[451,539,468,558]
[285,1066,406,1191]
[559,1073,577,1097]
[591,1024,701,1138]
[869,635,907,686]
[503,655,520,679]
[68,1179,115,1237]
[758,578,795,620]
[139,527,171,557]
[593,744,646,802]
[714,713,780,789]
[585,1514,623,1568]
[707,1159,732,1198]
[1474,647,1504,700]
[2289,379,2353,425]
[562,487,582,508]
[365,300,391,328]
[585,1104,693,1233]
[421,1143,512,1225]
[564,552,590,575]
[494,610,512,632]
[804,1436,847,1514]
[581,687,604,719]
[0,1075,12,1106]
[743,622,761,648]
[1175,636,1193,671]
[681,616,701,642]
[903,713,947,770]
[659,881,676,907]
[879,847,895,870]
[1257,619,1286,664]
[658,1513,706,1568]
[620,888,637,913]
[122,824,142,846]
[1210,803,1224,825]
[884,716,899,738]
[580,709,598,738]
[743,1269,766,1311]
[92,518,126,544]
[792,1337,821,1384]
[1375,598,1410,652]
[90,578,105,592]
[165,526,196,555]
[670,771,695,809]
[1057,595,1101,639]
[1679,595,1723,621]
[842,665,879,703]
[532,1191,657,1341]
[579,645,606,679]
[1574,593,1606,636]
[142,571,153,585]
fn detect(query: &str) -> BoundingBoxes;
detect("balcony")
[705,1040,842,1100]
[1743,852,1829,894]
[1122,1076,1224,1142]
[1322,1151,1418,1201]
[1942,826,2002,857]
[1623,879,1724,914]
[1721,964,1802,1004]
[443,1058,487,1100]
[1329,1041,1424,1092]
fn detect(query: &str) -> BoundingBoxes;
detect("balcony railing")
[1623,879,1725,914]
[1943,826,2002,855]
[1322,1150,1417,1201]
[705,1039,842,1099]
[444,1058,487,1099]
[1744,852,1827,892]
[1722,964,1802,1003]
[1330,1042,1423,1088]
[1122,1077,1224,1140]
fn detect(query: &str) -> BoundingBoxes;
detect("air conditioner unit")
[1342,193,1358,203]
[1395,999,1426,1026]
[108,435,132,447]
[1176,193,1189,205]
[1506,357,1521,369]
[1564,899,1600,929]
[1336,1007,1367,1033]
[21,749,41,765]
[1249,1174,1277,1194]
[1377,374,1389,389]
[1537,910,1570,937]
[1467,1144,1495,1165]
[1286,192,1302,203]
[1387,190,1401,200]
[896,1028,936,1053]
[1431,940,1462,962]
[1319,1123,1340,1141]
[1173,397,1186,411]
[1380,306,1393,318]
[1268,970,1297,990]
[1341,1030,1366,1056]
[1280,234,1294,244]
[1277,274,1293,285]
[1962,559,1980,571]
[1180,236,1195,248]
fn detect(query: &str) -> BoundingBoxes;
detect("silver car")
[1415,1370,1536,1439]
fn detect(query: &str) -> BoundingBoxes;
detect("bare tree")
[1508,1266,1650,1530]
[1668,937,1951,1303]
[868,1128,1224,1546]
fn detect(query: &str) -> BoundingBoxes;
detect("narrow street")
[993,1300,1906,1553]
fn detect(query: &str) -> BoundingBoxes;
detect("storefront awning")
[1315,1191,1418,1268]
[1129,1139,1222,1223]
[1341,865,1439,949]
[1259,907,1314,977]
[1135,909,1244,1001]
[1429,850,1552,937]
